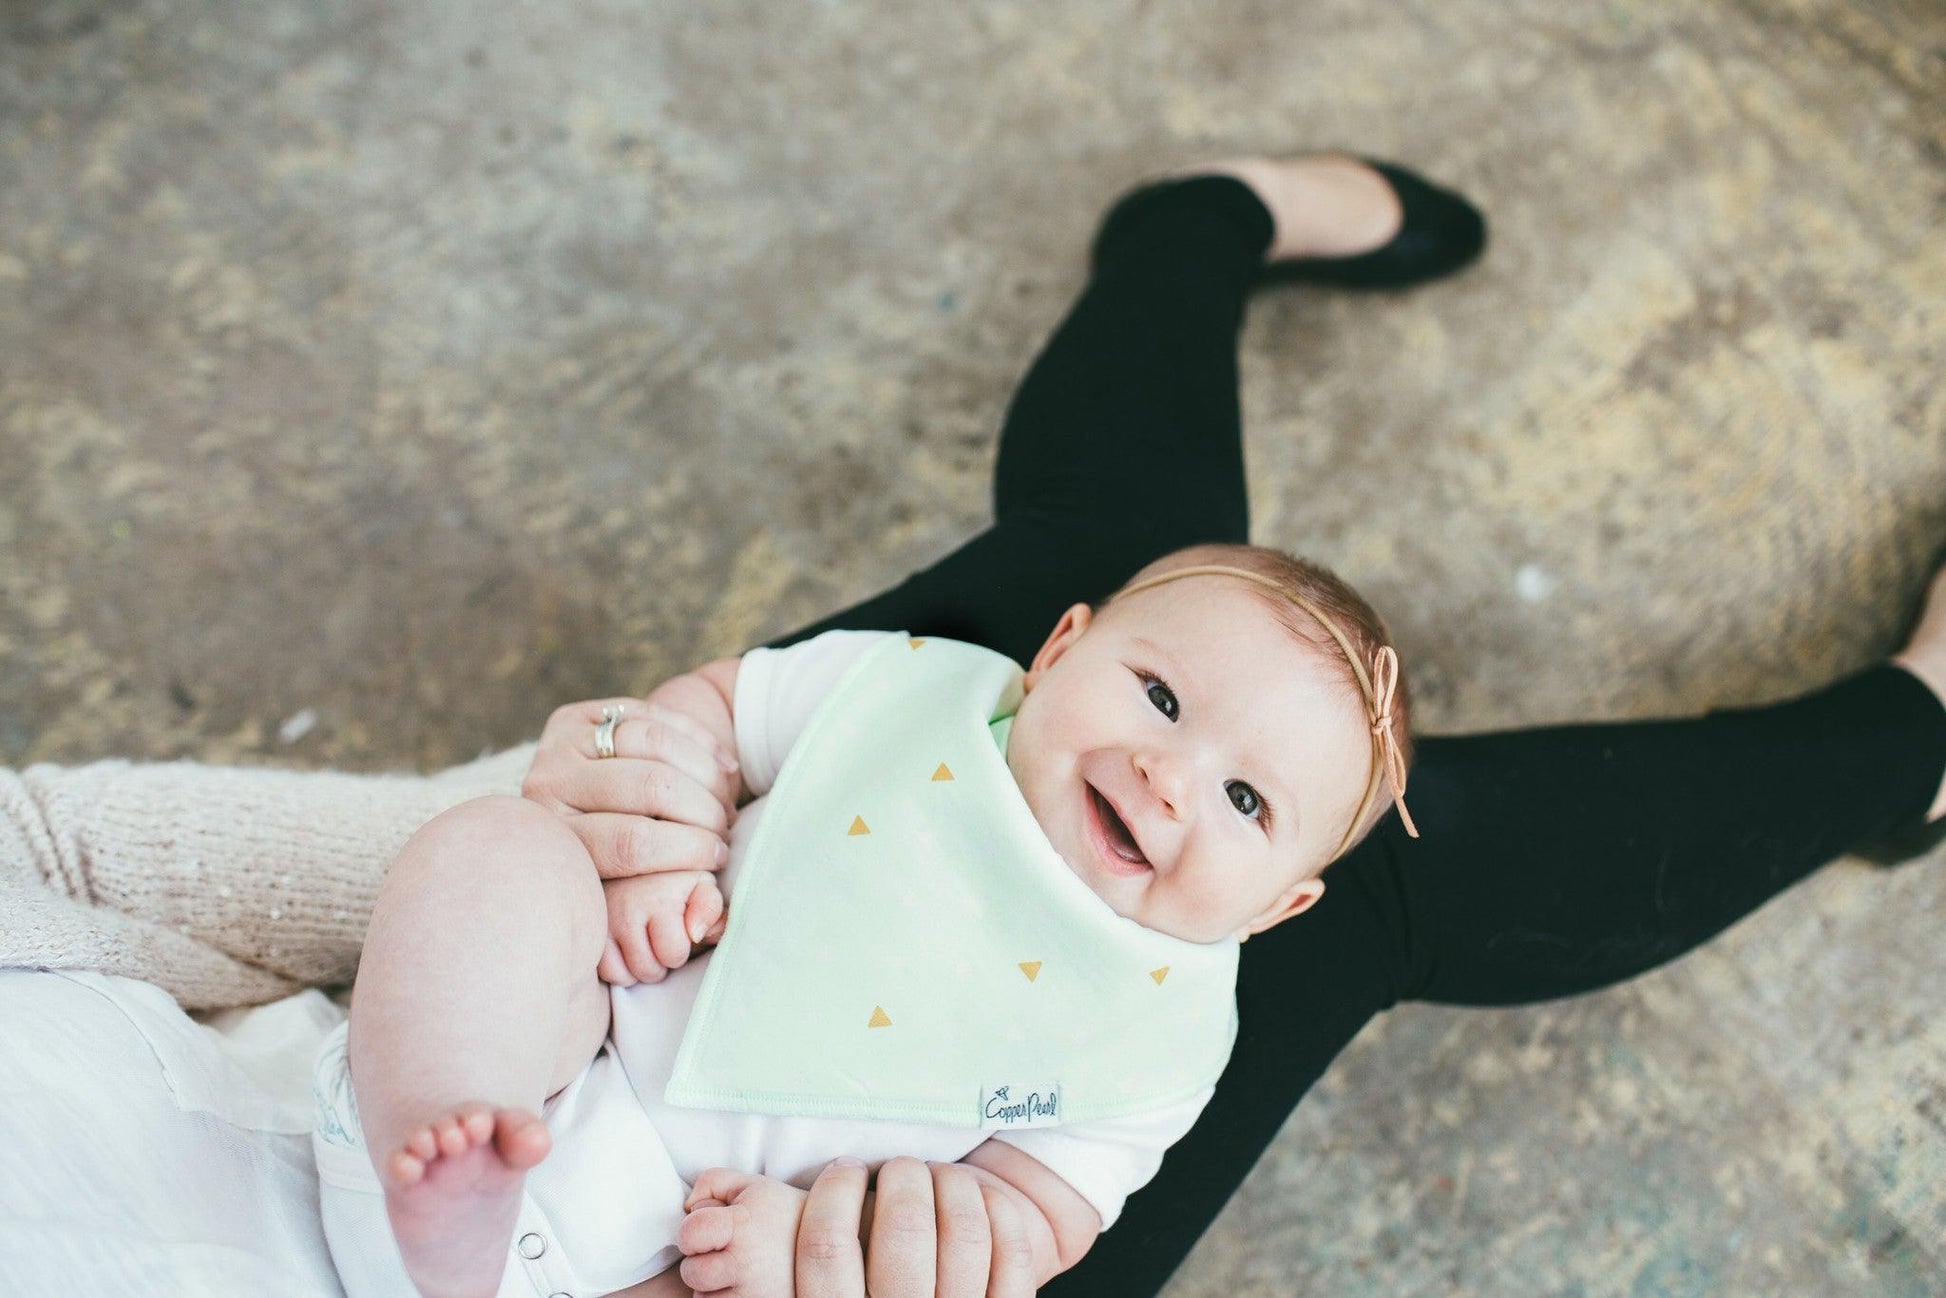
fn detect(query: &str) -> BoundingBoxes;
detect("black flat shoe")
[1853,538,1946,866]
[1090,157,1486,291]
[1853,818,1946,866]
[1257,157,1487,290]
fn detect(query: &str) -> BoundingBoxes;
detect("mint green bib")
[664,634,1239,1130]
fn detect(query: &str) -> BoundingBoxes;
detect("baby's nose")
[1133,749,1193,817]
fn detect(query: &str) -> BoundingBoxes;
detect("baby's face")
[1006,577,1374,944]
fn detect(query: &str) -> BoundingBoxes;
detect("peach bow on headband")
[1110,564,1420,857]
[1360,644,1418,840]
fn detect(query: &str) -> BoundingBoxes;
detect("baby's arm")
[638,657,743,803]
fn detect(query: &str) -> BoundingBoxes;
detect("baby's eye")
[1144,676,1179,722]
[1226,780,1262,819]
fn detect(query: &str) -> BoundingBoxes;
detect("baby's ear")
[1238,876,1325,941]
[1023,603,1095,690]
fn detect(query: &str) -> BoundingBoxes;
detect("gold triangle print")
[932,763,954,782]
[867,1005,892,1029]
[1018,961,1042,982]
[847,815,870,836]
[908,637,927,649]
[1150,966,1171,986]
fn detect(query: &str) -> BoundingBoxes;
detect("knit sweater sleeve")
[0,745,535,1009]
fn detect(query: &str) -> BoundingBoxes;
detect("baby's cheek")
[1184,853,1308,942]
[1156,875,1245,945]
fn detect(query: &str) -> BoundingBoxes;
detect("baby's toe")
[492,1110,552,1168]
[385,1147,427,1187]
[455,1102,495,1143]
[677,1203,735,1256]
[403,1127,438,1162]
[433,1115,471,1158]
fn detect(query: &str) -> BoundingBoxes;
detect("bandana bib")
[664,634,1239,1129]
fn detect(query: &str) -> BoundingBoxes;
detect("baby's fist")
[598,870,725,986]
[678,1169,808,1298]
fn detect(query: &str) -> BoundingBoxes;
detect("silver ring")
[593,704,623,759]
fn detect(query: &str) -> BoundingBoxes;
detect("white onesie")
[313,630,1213,1298]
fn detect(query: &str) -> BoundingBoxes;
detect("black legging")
[776,177,1946,1294]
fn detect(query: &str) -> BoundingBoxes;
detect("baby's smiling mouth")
[1087,784,1152,875]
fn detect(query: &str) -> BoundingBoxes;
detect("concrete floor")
[3,0,1943,1292]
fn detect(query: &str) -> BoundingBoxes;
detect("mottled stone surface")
[2,0,1942,1292]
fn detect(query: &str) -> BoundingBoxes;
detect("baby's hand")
[597,871,725,986]
[677,1169,809,1298]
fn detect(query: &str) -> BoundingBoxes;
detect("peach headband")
[1111,564,1420,857]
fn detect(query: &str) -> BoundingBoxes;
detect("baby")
[312,541,1417,1298]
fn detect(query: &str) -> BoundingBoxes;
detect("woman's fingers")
[594,707,738,802]
[571,810,728,880]
[790,1158,1028,1298]
[929,1162,992,1298]
[632,699,738,773]
[529,699,739,813]
[981,1183,1037,1298]
[534,758,733,834]
[866,1157,938,1298]
[796,1158,869,1298]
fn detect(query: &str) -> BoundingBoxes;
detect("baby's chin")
[1040,823,1154,923]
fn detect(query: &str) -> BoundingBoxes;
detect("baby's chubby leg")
[347,794,612,1298]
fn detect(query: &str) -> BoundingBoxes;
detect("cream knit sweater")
[0,746,534,1010]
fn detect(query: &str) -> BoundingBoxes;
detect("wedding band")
[594,704,623,759]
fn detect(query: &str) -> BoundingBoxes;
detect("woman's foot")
[381,1101,552,1298]
[1892,560,1946,823]
[1092,153,1483,289]
[1181,155,1404,263]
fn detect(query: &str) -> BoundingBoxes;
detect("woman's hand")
[521,686,742,880]
[790,1157,1039,1297]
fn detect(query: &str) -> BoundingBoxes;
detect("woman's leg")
[1402,665,1946,1004]
[776,175,1272,663]
[772,173,1946,1293]
[0,745,534,1007]
[1045,665,1946,1296]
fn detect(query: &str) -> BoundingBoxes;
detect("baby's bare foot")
[382,1102,552,1298]
[1182,155,1403,263]
[677,1168,811,1298]
[1893,561,1946,821]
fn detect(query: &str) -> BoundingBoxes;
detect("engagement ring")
[594,704,624,759]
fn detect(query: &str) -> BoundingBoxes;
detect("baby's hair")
[1105,543,1415,861]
